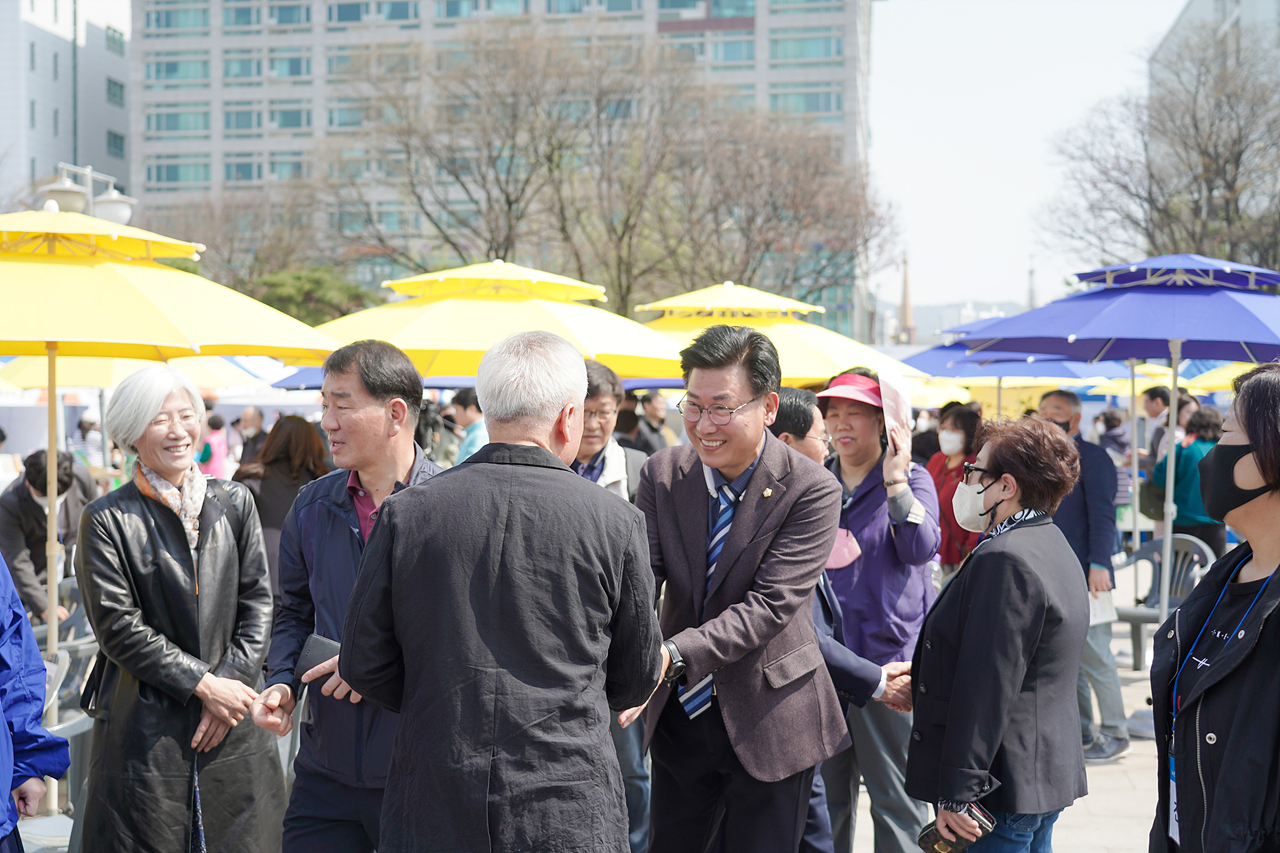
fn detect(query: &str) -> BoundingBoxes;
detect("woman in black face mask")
[1149,363,1280,853]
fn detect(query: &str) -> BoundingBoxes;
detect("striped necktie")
[679,483,737,719]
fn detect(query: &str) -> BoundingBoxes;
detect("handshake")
[879,661,912,713]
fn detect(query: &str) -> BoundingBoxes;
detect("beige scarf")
[134,461,206,550]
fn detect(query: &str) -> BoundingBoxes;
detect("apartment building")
[130,0,871,206]
[0,0,132,205]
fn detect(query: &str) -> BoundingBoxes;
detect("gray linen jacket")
[638,432,851,783]
[341,443,663,853]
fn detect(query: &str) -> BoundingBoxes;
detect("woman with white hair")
[74,366,286,853]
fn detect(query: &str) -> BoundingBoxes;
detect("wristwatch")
[662,640,686,686]
[884,477,908,487]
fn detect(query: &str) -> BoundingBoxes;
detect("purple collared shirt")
[823,456,941,665]
[346,469,379,543]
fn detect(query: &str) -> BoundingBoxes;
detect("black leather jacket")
[74,478,286,852]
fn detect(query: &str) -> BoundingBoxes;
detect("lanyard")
[1171,557,1273,722]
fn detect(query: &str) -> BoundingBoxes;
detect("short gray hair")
[476,332,587,428]
[105,365,206,451]
[1040,388,1082,415]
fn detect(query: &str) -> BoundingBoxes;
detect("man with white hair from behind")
[341,330,665,853]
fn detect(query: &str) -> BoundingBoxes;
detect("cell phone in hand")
[917,802,996,853]
[294,634,341,683]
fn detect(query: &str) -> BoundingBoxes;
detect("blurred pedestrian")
[907,417,1088,852]
[635,392,676,456]
[0,553,70,852]
[69,413,105,468]
[451,387,488,463]
[1096,408,1132,508]
[238,405,268,465]
[927,405,982,580]
[1038,390,1127,762]
[573,360,652,852]
[630,327,849,853]
[818,369,940,853]
[76,365,285,852]
[232,416,332,602]
[1149,364,1280,853]
[0,450,97,623]
[198,412,230,479]
[1154,407,1226,559]
[341,332,662,852]
[251,340,441,853]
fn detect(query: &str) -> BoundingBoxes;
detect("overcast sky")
[867,0,1188,310]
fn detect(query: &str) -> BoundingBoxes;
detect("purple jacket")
[824,456,941,665]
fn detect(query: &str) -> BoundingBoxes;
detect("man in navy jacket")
[1039,391,1128,762]
[251,341,441,853]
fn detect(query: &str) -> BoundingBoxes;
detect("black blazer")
[905,515,1090,814]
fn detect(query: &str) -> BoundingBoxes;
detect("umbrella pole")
[44,344,58,815]
[1160,341,1183,624]
[1129,359,1140,602]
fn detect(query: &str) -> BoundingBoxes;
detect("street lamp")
[35,162,137,225]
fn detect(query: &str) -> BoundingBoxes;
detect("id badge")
[1168,755,1180,844]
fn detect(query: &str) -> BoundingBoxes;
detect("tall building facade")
[128,0,872,208]
[0,0,132,205]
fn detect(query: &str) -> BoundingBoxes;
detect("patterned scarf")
[134,461,206,550]
[985,506,1046,541]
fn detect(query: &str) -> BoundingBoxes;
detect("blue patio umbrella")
[950,255,1280,619]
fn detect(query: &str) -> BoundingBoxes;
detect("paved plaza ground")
[852,557,1162,853]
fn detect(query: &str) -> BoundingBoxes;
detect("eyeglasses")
[676,395,761,426]
[962,462,994,484]
[149,412,200,430]
[583,408,617,424]
[802,433,832,447]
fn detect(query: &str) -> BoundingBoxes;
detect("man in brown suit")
[620,325,850,853]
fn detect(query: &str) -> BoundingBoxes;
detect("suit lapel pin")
[763,488,773,497]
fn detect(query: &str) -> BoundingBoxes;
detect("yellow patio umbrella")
[0,356,266,390]
[384,259,607,303]
[0,211,338,707]
[637,281,821,317]
[1087,376,1212,398]
[317,293,682,378]
[642,314,928,389]
[1186,361,1255,392]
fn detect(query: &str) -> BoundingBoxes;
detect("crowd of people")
[0,327,1276,853]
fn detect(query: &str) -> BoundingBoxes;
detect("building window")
[487,0,528,14]
[711,0,753,15]
[146,104,212,139]
[29,100,35,129]
[269,49,311,78]
[769,29,842,62]
[53,108,58,136]
[224,51,262,82]
[224,105,262,132]
[146,154,212,187]
[224,6,260,26]
[53,52,58,80]
[378,1,418,18]
[436,0,475,17]
[269,100,312,128]
[106,26,126,55]
[107,131,125,158]
[145,9,211,30]
[29,42,35,71]
[224,154,262,182]
[270,4,312,24]
[146,53,211,88]
[768,81,842,117]
[328,101,365,127]
[546,0,582,13]
[712,37,754,62]
[269,152,306,180]
[107,78,126,107]
[329,3,367,22]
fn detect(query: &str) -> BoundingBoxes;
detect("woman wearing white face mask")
[906,417,1089,853]
[927,406,982,581]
